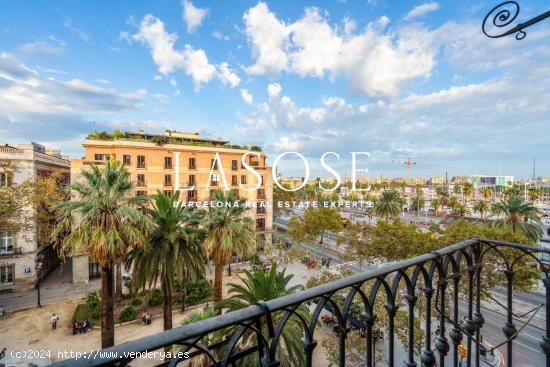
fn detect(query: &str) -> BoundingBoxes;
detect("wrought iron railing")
[52,238,550,367]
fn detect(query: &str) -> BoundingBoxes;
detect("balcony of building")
[51,239,550,367]
[0,247,22,258]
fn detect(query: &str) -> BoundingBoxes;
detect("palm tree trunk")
[214,262,224,313]
[181,269,187,312]
[162,273,173,356]
[100,264,115,348]
[115,264,122,301]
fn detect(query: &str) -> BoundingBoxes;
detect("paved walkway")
[0,265,101,312]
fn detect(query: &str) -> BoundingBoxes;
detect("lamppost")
[35,256,43,308]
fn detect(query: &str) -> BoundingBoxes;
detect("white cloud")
[18,37,66,56]
[63,18,90,42]
[0,53,146,146]
[243,2,290,76]
[240,88,253,105]
[404,2,440,20]
[182,0,207,33]
[242,3,439,96]
[130,15,216,90]
[218,62,241,87]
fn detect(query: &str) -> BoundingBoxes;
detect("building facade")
[0,143,70,292]
[70,130,273,283]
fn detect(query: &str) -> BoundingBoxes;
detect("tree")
[453,203,469,217]
[0,159,66,239]
[472,199,490,219]
[125,192,207,339]
[462,182,474,200]
[528,188,541,203]
[218,264,309,366]
[481,187,493,201]
[51,161,149,348]
[490,197,543,242]
[288,207,342,246]
[273,184,298,216]
[205,190,255,310]
[374,190,401,220]
[448,195,461,212]
[502,187,521,200]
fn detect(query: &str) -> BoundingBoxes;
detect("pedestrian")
[51,313,59,330]
[327,258,331,268]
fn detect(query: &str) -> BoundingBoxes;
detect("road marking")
[521,332,542,341]
[514,340,541,353]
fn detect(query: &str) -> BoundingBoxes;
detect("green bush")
[146,289,163,306]
[130,298,142,307]
[119,305,137,322]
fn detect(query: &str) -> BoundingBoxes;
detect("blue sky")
[0,0,549,179]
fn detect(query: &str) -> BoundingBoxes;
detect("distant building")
[471,174,514,187]
[429,176,446,185]
[452,176,470,184]
[0,143,70,292]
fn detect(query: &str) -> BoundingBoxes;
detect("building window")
[0,232,14,255]
[231,175,238,186]
[163,190,173,196]
[136,190,147,197]
[89,260,100,280]
[137,155,146,168]
[210,159,218,170]
[189,175,196,186]
[164,157,172,169]
[137,174,145,187]
[164,174,172,187]
[0,172,11,187]
[211,174,220,186]
[256,218,266,231]
[257,206,266,214]
[231,160,238,170]
[94,154,110,161]
[241,175,247,184]
[123,155,131,165]
[187,190,196,200]
[257,189,266,199]
[189,158,196,170]
[0,265,14,284]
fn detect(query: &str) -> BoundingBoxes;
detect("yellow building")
[70,130,273,282]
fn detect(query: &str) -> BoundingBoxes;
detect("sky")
[0,0,549,179]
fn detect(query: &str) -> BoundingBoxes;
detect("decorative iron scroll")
[483,1,550,40]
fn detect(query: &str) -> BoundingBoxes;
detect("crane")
[392,158,417,183]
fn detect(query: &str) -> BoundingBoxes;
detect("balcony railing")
[52,238,550,367]
[0,248,22,257]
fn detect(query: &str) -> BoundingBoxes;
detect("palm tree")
[481,187,493,201]
[205,190,255,309]
[125,192,207,336]
[503,187,521,200]
[462,183,474,201]
[491,197,543,242]
[453,203,469,217]
[473,199,490,219]
[51,161,149,348]
[528,188,541,203]
[374,190,401,220]
[431,197,442,216]
[448,195,461,212]
[218,264,309,366]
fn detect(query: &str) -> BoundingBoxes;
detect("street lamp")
[35,257,43,308]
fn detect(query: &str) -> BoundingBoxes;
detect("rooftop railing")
[52,238,550,367]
